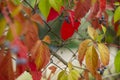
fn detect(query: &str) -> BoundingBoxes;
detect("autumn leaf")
[11,38,28,76]
[60,17,80,40]
[30,40,50,70]
[87,26,98,40]
[95,73,102,80]
[75,0,91,20]
[57,70,68,80]
[0,52,15,80]
[85,45,98,76]
[87,1,99,21]
[43,35,51,44]
[22,21,39,50]
[31,13,44,25]
[68,69,80,80]
[98,43,109,66]
[78,39,92,65]
[60,20,75,40]
[96,0,106,18]
[83,70,89,80]
[47,8,59,22]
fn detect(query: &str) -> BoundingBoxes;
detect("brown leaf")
[95,73,102,80]
[85,45,98,76]
[78,39,92,65]
[31,13,44,25]
[30,40,50,70]
[83,70,89,80]
[75,0,91,20]
[23,21,39,50]
[98,43,109,66]
[43,35,51,44]
[0,52,15,80]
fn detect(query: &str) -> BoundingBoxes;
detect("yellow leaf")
[68,62,73,70]
[98,43,109,66]
[78,39,92,65]
[43,35,51,44]
[87,26,98,40]
[85,46,98,76]
[68,69,80,80]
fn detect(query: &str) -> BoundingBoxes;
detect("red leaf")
[60,16,80,40]
[0,52,15,80]
[11,38,28,59]
[75,0,91,20]
[99,0,106,12]
[12,38,28,76]
[31,71,42,80]
[60,20,75,40]
[96,0,106,18]
[28,61,42,80]
[87,1,99,21]
[74,21,80,31]
[47,8,59,22]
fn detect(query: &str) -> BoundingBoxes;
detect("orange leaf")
[78,39,92,65]
[98,43,109,66]
[31,13,44,25]
[43,35,51,44]
[95,73,102,80]
[83,70,89,80]
[23,21,39,50]
[30,40,50,70]
[85,46,98,76]
[0,52,15,80]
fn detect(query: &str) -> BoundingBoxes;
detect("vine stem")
[102,72,120,79]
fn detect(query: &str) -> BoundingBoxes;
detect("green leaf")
[38,0,51,18]
[114,6,120,23]
[114,50,120,73]
[96,34,104,42]
[102,25,106,34]
[49,0,63,12]
[12,0,21,5]
[57,70,68,80]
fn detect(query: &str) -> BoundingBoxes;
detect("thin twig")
[50,49,68,66]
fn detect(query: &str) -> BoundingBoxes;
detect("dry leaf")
[85,45,98,76]
[78,39,92,65]
[98,43,109,66]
